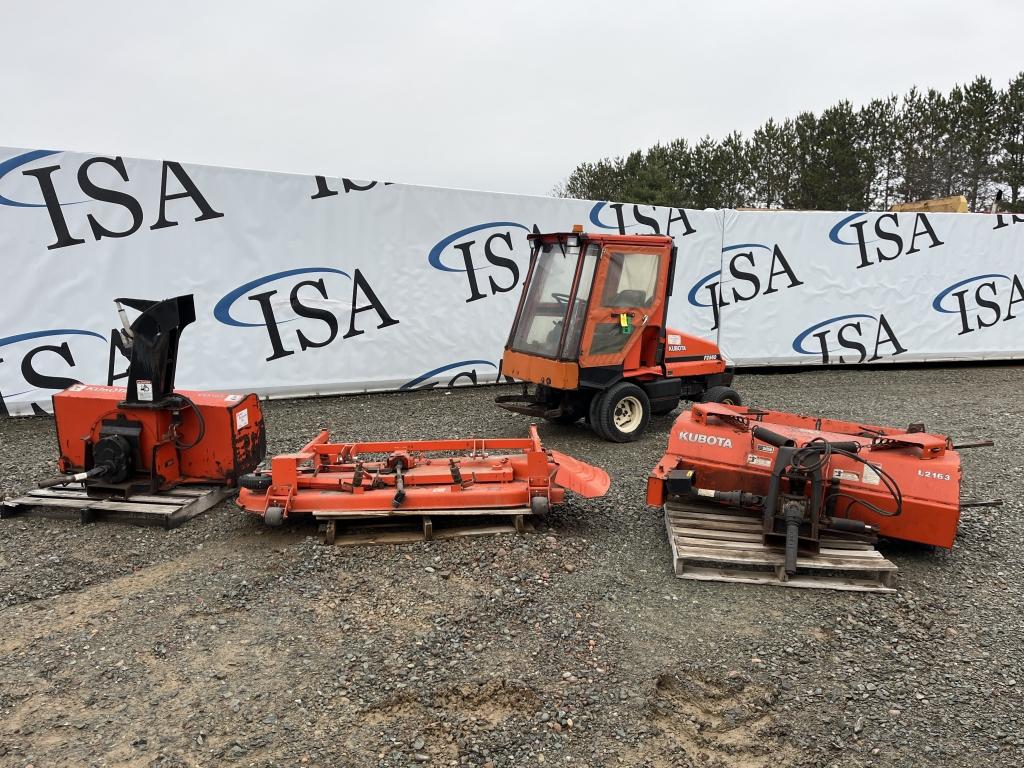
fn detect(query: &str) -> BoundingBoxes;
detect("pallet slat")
[332,522,528,547]
[670,525,764,543]
[676,565,896,593]
[1,483,229,529]
[663,500,897,593]
[666,508,765,525]
[675,536,770,551]
[317,510,533,546]
[666,516,761,533]
[25,493,186,512]
[314,506,530,520]
[673,546,894,572]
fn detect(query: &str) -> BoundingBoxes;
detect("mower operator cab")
[497,228,738,442]
[508,233,659,362]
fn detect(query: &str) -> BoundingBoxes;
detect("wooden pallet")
[316,507,534,546]
[0,483,231,530]
[664,500,897,593]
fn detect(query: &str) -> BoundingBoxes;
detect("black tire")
[592,382,651,443]
[701,386,742,406]
[588,390,612,440]
[652,398,680,416]
[239,472,272,492]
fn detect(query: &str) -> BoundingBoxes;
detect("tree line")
[557,73,1024,213]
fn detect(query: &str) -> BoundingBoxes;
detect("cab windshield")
[509,241,598,358]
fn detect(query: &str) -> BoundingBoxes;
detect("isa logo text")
[932,273,1024,336]
[0,328,107,415]
[214,267,399,362]
[829,212,944,269]
[0,150,224,250]
[589,202,696,238]
[793,313,907,364]
[428,222,531,303]
[688,243,803,330]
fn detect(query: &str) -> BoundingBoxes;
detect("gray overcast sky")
[4,1,1022,196]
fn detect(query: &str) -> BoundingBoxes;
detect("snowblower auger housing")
[43,295,266,495]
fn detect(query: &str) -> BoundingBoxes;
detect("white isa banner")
[0,146,1021,416]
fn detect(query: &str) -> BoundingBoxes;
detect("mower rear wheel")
[592,382,650,442]
[701,386,742,406]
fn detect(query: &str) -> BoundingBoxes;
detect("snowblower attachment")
[237,425,609,539]
[647,403,998,590]
[40,295,266,496]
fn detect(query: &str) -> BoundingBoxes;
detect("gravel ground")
[0,365,1022,768]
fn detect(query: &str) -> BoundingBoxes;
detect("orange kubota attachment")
[647,402,990,549]
[236,425,609,526]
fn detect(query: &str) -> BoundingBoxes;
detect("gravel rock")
[1,367,1022,766]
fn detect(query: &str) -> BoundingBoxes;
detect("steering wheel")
[551,292,571,305]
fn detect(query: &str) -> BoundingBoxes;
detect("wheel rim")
[722,397,737,405]
[612,395,643,432]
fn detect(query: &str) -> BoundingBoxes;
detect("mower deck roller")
[236,425,610,527]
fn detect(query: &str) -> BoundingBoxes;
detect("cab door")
[578,244,670,371]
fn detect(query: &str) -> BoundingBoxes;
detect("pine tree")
[715,131,751,208]
[688,136,725,209]
[897,87,945,201]
[957,76,1000,210]
[935,86,963,198]
[815,101,870,209]
[747,118,795,208]
[995,72,1024,207]
[859,96,900,209]
[556,74,1015,212]
[787,111,821,209]
[563,158,624,201]
[664,138,698,208]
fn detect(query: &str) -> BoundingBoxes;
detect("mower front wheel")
[591,382,651,443]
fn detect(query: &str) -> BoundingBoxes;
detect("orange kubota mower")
[497,228,737,442]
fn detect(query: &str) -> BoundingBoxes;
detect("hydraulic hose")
[37,466,107,489]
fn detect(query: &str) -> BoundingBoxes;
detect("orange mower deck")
[648,403,996,550]
[236,425,610,526]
